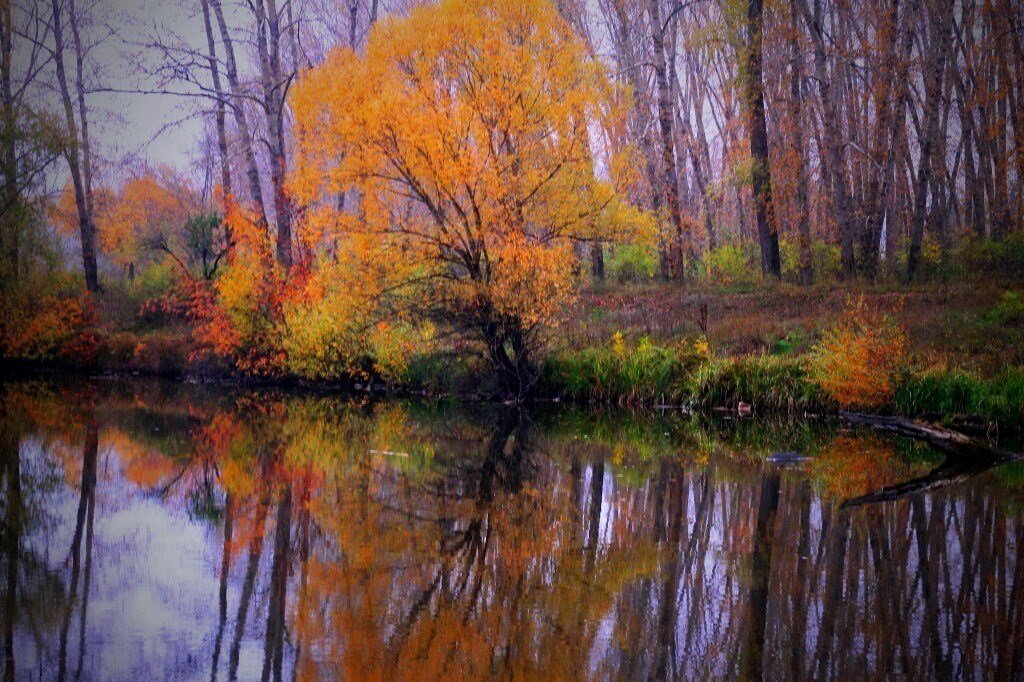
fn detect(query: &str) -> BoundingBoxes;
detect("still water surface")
[1,378,1023,680]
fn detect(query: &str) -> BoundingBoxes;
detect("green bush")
[136,262,176,300]
[540,336,705,404]
[400,351,492,396]
[607,243,659,284]
[983,290,1024,325]
[539,336,829,412]
[780,238,842,282]
[542,344,827,411]
[959,232,1024,279]
[699,243,759,287]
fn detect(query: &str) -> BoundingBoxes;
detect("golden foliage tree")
[290,0,648,394]
[102,172,197,271]
[53,170,199,275]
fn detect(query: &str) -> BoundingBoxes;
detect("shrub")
[136,262,176,300]
[1,292,100,364]
[699,243,760,287]
[780,238,842,282]
[913,234,953,279]
[607,243,659,284]
[959,232,1024,279]
[809,296,907,409]
[139,278,192,326]
[282,299,361,379]
[187,253,292,377]
[983,290,1024,325]
[97,262,180,331]
[540,334,706,403]
[99,328,194,375]
[402,350,492,395]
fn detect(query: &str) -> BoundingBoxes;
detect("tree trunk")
[797,0,856,279]
[0,0,18,285]
[261,486,291,681]
[57,421,97,680]
[199,0,231,199]
[590,241,605,281]
[253,0,292,269]
[954,62,985,237]
[647,0,687,282]
[348,0,359,47]
[209,0,270,235]
[744,468,780,679]
[840,410,1020,461]
[860,0,918,279]
[907,0,954,280]
[687,51,720,251]
[788,0,813,285]
[2,421,21,679]
[50,0,98,292]
[745,0,780,278]
[676,70,717,251]
[68,0,93,219]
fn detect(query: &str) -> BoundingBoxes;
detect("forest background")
[1,0,1023,424]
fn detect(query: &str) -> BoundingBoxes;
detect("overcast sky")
[77,0,226,176]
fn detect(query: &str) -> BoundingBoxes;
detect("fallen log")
[838,411,1019,462]
[838,411,1020,509]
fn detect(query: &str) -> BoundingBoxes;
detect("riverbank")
[6,341,1024,434]
[540,347,1024,430]
[4,281,1023,430]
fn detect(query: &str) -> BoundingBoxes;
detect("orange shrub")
[809,296,907,409]
[2,292,100,364]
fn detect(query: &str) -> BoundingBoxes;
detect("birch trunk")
[647,0,687,282]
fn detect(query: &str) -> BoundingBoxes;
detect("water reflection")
[1,379,1023,679]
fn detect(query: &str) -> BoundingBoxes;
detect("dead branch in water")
[838,411,1020,509]
[838,411,1019,461]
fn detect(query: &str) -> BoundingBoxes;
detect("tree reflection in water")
[1,379,1023,679]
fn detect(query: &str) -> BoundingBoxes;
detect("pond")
[1,377,1022,679]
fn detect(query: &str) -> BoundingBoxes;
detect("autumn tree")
[102,173,188,272]
[100,170,231,280]
[291,0,646,395]
[52,179,113,250]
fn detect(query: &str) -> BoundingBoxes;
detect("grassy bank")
[5,278,1024,429]
[533,279,1024,428]
[539,343,1024,427]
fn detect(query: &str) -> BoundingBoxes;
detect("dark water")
[1,378,1023,680]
